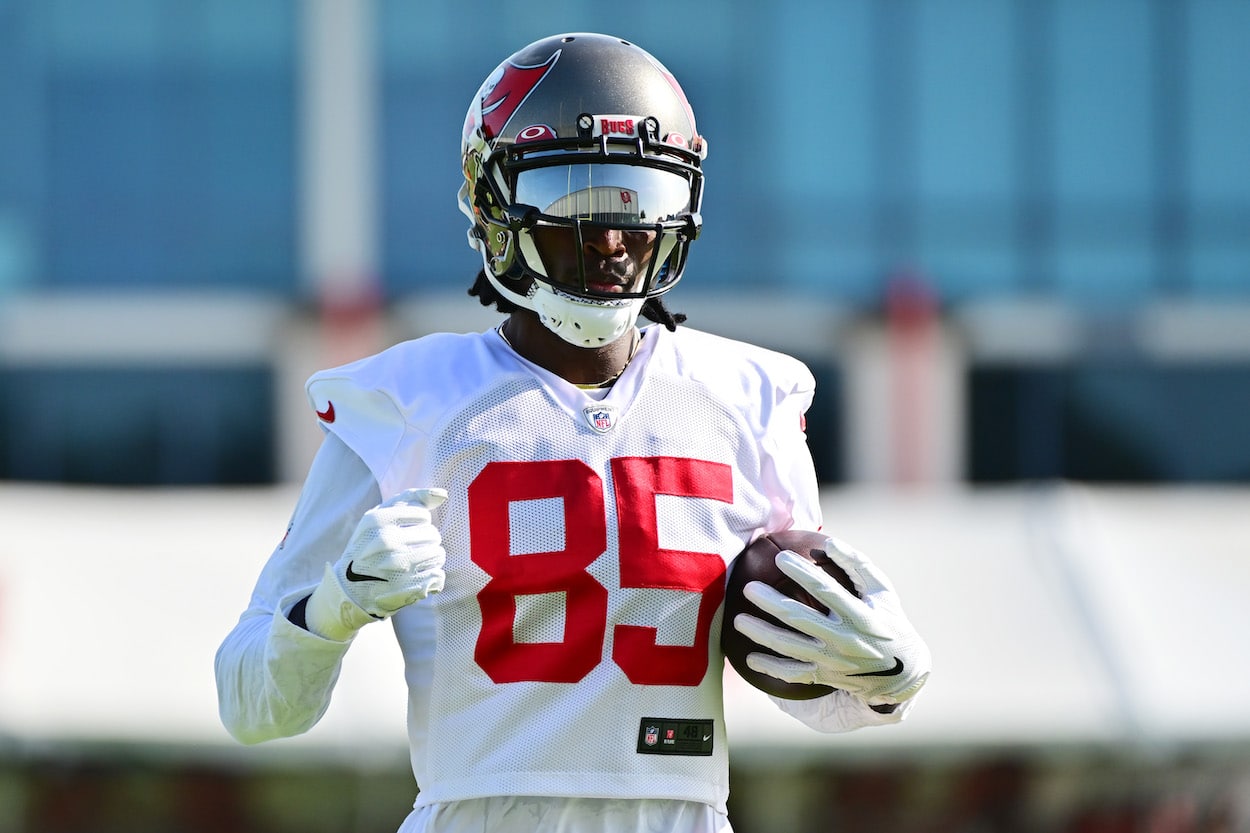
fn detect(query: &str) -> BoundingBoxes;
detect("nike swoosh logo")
[849,657,905,677]
[316,401,336,423]
[702,734,712,742]
[345,561,385,582]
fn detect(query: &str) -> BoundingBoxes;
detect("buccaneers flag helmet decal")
[465,50,560,144]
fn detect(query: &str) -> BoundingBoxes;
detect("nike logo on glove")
[345,561,385,582]
[849,657,905,677]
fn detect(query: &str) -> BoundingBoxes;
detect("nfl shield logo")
[582,403,618,434]
[644,726,659,746]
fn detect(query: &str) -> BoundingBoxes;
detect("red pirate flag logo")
[466,50,561,143]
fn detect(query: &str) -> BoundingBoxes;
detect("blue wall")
[2,0,1249,485]
[1,0,1246,305]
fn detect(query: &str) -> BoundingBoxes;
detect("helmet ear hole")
[479,224,511,277]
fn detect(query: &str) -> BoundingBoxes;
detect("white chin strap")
[482,265,643,348]
[531,285,644,347]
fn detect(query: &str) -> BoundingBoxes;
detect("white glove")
[303,487,448,641]
[733,537,931,706]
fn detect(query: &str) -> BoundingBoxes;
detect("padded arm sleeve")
[214,434,382,744]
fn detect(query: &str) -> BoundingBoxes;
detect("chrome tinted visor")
[514,164,692,225]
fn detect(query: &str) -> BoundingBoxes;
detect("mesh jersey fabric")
[303,324,823,813]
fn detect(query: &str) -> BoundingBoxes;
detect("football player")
[215,32,931,833]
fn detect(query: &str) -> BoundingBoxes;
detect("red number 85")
[468,456,733,687]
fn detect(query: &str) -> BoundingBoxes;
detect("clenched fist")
[302,487,447,641]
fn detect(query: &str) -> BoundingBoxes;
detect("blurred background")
[1,0,1248,830]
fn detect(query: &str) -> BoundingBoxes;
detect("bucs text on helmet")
[458,33,708,347]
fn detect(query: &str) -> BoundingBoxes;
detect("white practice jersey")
[216,324,909,831]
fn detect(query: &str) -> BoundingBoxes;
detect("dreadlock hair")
[468,270,687,331]
[468,269,521,314]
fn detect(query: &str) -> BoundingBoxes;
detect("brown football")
[721,529,858,700]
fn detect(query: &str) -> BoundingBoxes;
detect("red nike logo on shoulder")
[316,401,336,423]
